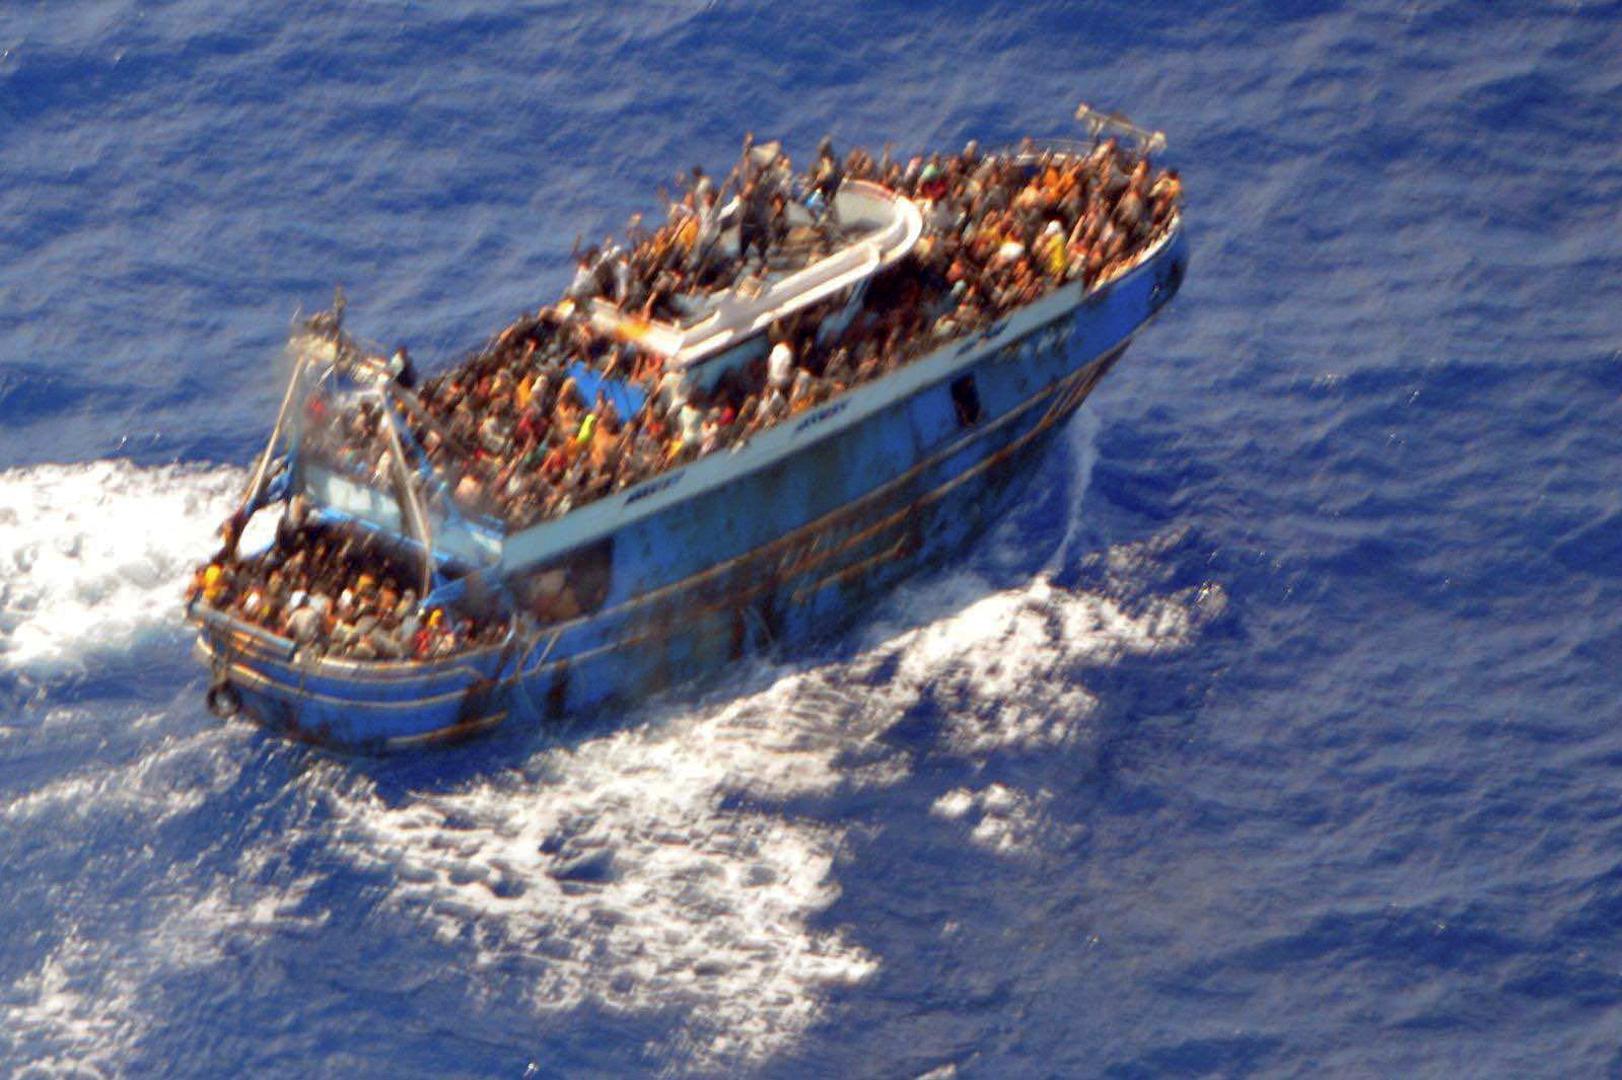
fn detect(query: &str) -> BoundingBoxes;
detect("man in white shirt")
[768,338,794,392]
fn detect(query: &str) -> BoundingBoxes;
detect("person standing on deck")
[565,246,601,304]
[768,333,795,393]
[689,165,714,207]
[810,135,844,235]
[386,345,417,390]
[739,178,772,268]
[689,186,724,280]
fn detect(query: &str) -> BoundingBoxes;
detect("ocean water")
[2,1,1620,1075]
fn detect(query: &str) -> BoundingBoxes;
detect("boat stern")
[190,604,513,753]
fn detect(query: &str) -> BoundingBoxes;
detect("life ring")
[206,681,241,719]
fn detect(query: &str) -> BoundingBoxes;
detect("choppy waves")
[0,725,262,1075]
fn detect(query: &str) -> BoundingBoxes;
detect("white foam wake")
[317,550,1223,1071]
[324,680,882,1071]
[0,459,243,674]
[1046,406,1101,573]
[852,558,1223,758]
[303,413,1223,1071]
[0,430,1227,1073]
[932,783,1066,857]
[2,617,1217,1076]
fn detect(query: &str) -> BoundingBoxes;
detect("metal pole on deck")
[376,392,437,599]
[232,346,312,549]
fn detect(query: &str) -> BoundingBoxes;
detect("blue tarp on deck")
[567,361,648,420]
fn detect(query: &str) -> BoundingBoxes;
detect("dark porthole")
[950,374,982,427]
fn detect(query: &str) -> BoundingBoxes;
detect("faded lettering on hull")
[624,471,683,505]
[793,399,850,434]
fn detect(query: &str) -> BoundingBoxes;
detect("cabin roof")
[585,180,922,371]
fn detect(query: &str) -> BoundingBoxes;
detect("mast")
[375,390,437,599]
[239,286,348,521]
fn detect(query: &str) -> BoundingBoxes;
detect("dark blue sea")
[3,2,1620,1076]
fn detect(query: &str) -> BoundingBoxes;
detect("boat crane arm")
[236,345,313,533]
[1074,102,1167,155]
[373,389,437,600]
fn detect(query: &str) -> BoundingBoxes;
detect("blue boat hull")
[196,226,1188,751]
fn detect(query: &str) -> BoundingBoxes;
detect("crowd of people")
[559,134,855,320]
[301,134,1182,534]
[189,509,508,661]
[202,132,1181,659]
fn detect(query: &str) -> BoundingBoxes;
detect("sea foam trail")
[0,460,243,674]
[1045,405,1101,574]
[318,559,1222,1070]
[321,525,1223,1074]
[0,428,1224,1073]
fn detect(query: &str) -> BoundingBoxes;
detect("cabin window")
[950,375,982,427]
[518,537,615,624]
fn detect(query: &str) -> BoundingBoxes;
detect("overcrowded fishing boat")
[186,103,1190,751]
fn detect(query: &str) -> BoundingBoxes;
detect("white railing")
[670,184,921,368]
